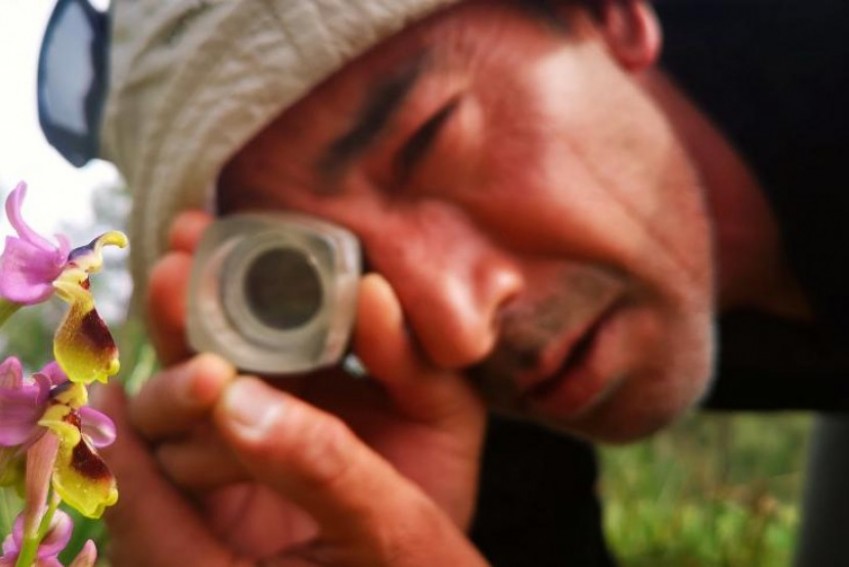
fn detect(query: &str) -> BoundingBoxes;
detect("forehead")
[218,0,585,205]
[263,1,578,127]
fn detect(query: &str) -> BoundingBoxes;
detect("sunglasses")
[37,0,109,167]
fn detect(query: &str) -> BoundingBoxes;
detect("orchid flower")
[0,181,124,565]
[38,383,118,520]
[0,358,117,519]
[0,509,73,567]
[0,510,97,567]
[0,182,127,385]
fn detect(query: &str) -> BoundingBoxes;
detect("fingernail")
[178,353,235,406]
[222,379,281,436]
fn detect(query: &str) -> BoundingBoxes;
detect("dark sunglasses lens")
[37,0,108,167]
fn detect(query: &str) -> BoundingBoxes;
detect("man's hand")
[99,211,489,566]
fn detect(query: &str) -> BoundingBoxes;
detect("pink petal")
[23,434,60,539]
[5,183,57,253]
[0,183,70,304]
[0,383,48,447]
[0,515,25,561]
[0,357,23,389]
[37,361,69,387]
[79,406,116,448]
[36,510,73,558]
[0,236,66,304]
[0,527,19,558]
[68,540,97,567]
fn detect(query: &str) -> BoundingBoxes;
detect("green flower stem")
[36,492,60,542]
[15,492,60,567]
[0,299,21,328]
[15,532,38,567]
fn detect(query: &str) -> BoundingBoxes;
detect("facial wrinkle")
[559,119,709,289]
[316,52,429,183]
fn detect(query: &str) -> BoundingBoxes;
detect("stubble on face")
[469,265,628,407]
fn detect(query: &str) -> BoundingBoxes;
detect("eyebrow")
[394,95,461,184]
[316,53,428,185]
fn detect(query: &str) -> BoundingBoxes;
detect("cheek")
[576,291,716,442]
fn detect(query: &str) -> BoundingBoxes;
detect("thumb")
[354,273,485,430]
[213,377,488,566]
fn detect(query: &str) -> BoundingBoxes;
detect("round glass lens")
[243,247,323,330]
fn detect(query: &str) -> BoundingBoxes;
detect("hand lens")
[186,213,361,374]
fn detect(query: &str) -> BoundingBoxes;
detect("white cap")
[101,0,460,291]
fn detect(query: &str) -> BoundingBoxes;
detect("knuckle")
[282,405,356,490]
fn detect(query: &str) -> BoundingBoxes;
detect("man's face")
[218,0,716,442]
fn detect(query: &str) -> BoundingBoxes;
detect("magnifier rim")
[186,212,361,375]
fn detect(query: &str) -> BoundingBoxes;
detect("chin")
[560,342,716,444]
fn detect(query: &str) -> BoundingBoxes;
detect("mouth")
[518,301,622,418]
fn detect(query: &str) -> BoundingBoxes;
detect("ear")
[596,0,662,70]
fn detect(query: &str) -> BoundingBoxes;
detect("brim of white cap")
[101,0,460,297]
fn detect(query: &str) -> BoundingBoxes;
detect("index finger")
[168,209,214,253]
[146,210,214,365]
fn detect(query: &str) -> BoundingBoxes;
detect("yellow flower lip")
[38,383,118,519]
[52,258,121,385]
[41,416,118,519]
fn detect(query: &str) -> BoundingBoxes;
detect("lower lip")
[524,308,621,419]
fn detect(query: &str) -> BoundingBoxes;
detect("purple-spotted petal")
[79,406,116,448]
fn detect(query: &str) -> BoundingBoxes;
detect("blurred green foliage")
[601,412,812,567]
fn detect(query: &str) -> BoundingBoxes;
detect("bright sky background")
[0,0,119,238]
[0,0,130,322]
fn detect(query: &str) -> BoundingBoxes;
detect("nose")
[367,203,522,370]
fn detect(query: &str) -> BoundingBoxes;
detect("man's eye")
[394,96,461,184]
